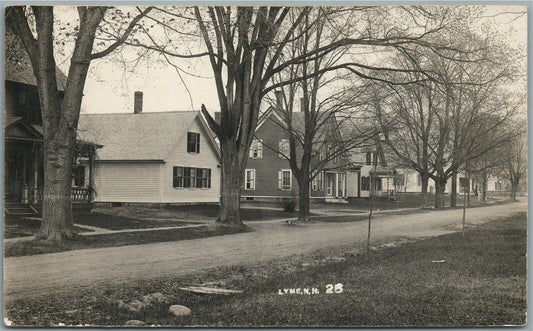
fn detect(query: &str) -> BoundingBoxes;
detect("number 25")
[326,283,343,294]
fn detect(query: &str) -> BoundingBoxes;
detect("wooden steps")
[4,202,39,217]
[5,202,93,216]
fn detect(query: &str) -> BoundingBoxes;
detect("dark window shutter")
[196,168,202,188]
[183,167,190,188]
[196,133,200,153]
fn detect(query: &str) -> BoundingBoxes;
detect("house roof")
[4,116,22,128]
[4,116,44,142]
[258,107,338,146]
[5,28,68,89]
[77,111,220,161]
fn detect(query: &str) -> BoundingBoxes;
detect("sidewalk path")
[4,201,527,302]
[4,223,207,244]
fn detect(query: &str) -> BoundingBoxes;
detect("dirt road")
[4,202,527,301]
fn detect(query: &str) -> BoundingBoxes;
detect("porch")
[359,167,397,198]
[4,117,100,216]
[324,171,348,200]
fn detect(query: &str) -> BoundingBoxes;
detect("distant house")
[4,32,99,216]
[397,169,524,198]
[77,93,221,204]
[234,105,359,202]
[347,137,397,198]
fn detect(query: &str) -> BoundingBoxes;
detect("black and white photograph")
[2,3,528,327]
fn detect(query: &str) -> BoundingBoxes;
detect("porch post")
[357,171,361,197]
[21,152,28,203]
[335,173,339,198]
[343,173,347,198]
[323,171,327,198]
[89,150,94,203]
[33,148,39,204]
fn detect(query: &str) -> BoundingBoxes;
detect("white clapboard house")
[77,93,221,204]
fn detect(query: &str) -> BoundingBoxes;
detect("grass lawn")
[345,194,507,210]
[311,208,432,223]
[75,213,196,230]
[5,225,249,258]
[95,204,304,222]
[4,214,196,239]
[4,216,92,239]
[4,212,526,327]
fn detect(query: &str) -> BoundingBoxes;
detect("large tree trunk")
[420,174,429,208]
[510,178,519,201]
[217,143,245,226]
[297,175,311,222]
[450,171,457,207]
[7,6,148,241]
[37,131,77,240]
[481,173,487,203]
[434,178,447,209]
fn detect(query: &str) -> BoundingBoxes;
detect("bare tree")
[263,8,378,221]
[372,72,438,208]
[6,6,153,240]
[134,5,498,224]
[500,129,527,201]
[373,22,519,208]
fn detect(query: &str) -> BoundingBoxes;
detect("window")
[278,169,292,190]
[278,139,289,158]
[417,174,421,186]
[173,167,184,188]
[249,139,263,159]
[175,167,211,189]
[196,168,212,188]
[361,176,370,191]
[73,165,85,187]
[366,151,378,165]
[328,146,338,164]
[18,90,28,106]
[187,132,200,153]
[245,169,255,190]
[312,172,324,191]
[184,168,194,187]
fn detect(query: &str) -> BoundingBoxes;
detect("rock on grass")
[169,305,191,316]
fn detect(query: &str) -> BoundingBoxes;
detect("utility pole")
[367,149,379,259]
[462,161,469,237]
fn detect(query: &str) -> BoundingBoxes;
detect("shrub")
[281,198,297,212]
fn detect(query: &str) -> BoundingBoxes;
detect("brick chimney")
[134,91,143,114]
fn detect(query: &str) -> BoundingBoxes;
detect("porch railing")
[71,187,91,202]
[33,187,92,204]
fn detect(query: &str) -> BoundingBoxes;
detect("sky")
[66,4,528,116]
